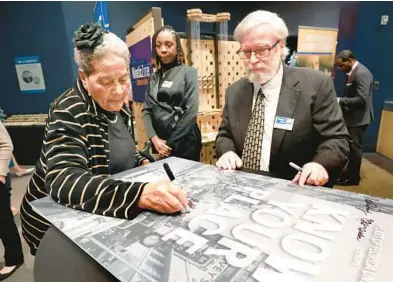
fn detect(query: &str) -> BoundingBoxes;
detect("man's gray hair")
[74,32,130,75]
[234,10,290,60]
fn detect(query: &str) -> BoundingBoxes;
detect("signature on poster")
[356,198,380,216]
[357,218,375,241]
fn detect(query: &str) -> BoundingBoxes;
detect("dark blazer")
[216,65,350,182]
[339,62,374,127]
[143,65,201,161]
[20,80,147,255]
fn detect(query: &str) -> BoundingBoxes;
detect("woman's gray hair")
[74,32,130,75]
[234,10,290,60]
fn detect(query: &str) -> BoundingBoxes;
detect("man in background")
[215,10,350,188]
[336,50,374,186]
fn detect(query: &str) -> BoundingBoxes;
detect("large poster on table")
[296,26,338,77]
[32,157,393,282]
[129,36,153,102]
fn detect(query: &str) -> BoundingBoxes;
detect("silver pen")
[289,162,303,172]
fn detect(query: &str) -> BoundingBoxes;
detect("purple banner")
[129,36,153,102]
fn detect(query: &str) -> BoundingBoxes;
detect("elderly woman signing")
[20,23,188,256]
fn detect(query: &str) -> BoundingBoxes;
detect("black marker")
[163,163,175,181]
[163,163,191,213]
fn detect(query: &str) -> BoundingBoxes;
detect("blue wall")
[334,1,360,97]
[352,2,393,152]
[0,1,74,115]
[62,1,156,79]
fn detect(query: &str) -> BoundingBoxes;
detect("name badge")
[274,116,294,131]
[162,81,173,88]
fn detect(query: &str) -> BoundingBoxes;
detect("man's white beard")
[246,69,276,84]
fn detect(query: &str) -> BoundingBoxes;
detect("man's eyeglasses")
[237,41,280,59]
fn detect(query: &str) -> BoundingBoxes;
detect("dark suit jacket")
[216,65,350,182]
[339,62,374,127]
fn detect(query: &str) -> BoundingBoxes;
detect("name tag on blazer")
[346,83,352,86]
[274,116,294,131]
[162,81,173,88]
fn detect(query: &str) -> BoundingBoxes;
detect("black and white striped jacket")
[20,80,147,255]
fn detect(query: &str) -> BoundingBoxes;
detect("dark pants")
[5,173,10,187]
[0,180,24,266]
[346,125,368,183]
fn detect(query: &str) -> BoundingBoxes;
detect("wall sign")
[15,56,46,94]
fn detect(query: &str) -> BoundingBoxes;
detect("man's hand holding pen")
[291,162,329,187]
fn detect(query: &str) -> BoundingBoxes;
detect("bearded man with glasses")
[215,10,350,188]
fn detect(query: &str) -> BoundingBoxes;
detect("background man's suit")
[339,62,374,184]
[216,66,350,186]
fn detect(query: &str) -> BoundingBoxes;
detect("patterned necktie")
[242,88,266,170]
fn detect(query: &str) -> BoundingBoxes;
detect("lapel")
[344,63,360,96]
[348,62,360,84]
[148,72,174,112]
[237,79,253,143]
[270,65,301,158]
[76,79,99,117]
[149,73,160,101]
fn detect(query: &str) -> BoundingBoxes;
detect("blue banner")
[94,1,110,32]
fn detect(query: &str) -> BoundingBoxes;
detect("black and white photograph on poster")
[31,157,393,282]
[15,56,46,94]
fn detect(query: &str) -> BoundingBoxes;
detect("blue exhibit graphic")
[15,56,46,94]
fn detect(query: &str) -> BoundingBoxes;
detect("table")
[32,157,393,282]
